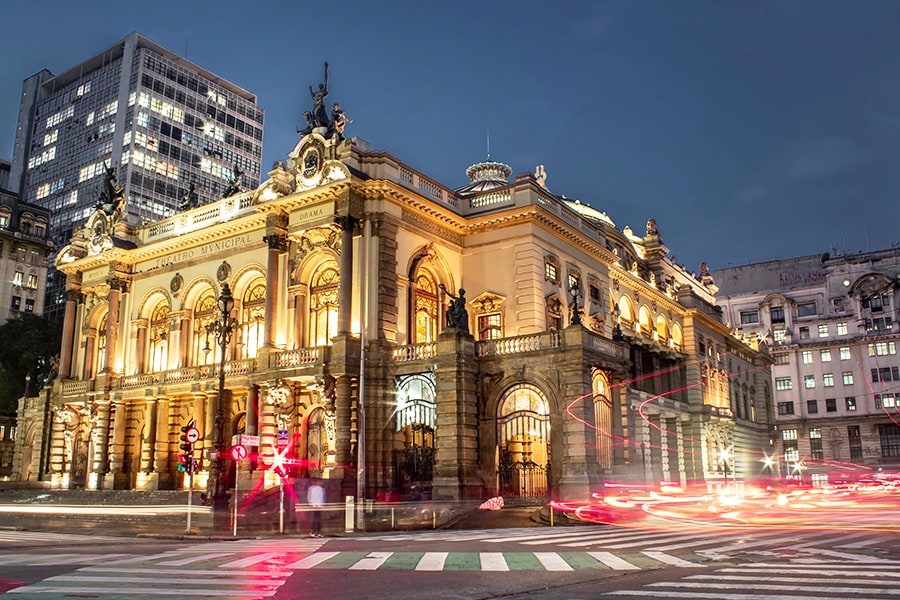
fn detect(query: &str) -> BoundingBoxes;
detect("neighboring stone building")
[716,250,900,483]
[12,88,771,509]
[0,176,53,323]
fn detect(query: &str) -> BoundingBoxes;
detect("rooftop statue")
[300,62,350,142]
[439,284,469,334]
[222,164,244,198]
[96,162,126,222]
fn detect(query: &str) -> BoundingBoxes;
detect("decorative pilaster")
[107,399,129,489]
[336,215,358,335]
[59,286,81,378]
[262,213,288,349]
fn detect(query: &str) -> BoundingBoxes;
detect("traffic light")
[179,419,197,474]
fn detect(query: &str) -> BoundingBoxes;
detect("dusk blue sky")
[2,1,899,274]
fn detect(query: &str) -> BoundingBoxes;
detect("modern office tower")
[9,32,264,321]
[716,250,900,481]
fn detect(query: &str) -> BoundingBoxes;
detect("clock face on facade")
[302,146,321,179]
[295,138,326,189]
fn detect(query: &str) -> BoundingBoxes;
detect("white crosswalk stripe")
[600,561,900,599]
[0,530,133,544]
[360,524,893,558]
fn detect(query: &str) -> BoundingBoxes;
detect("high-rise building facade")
[9,33,264,321]
[716,251,900,483]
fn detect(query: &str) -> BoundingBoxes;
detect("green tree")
[0,314,62,414]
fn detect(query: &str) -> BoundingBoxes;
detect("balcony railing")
[476,332,561,357]
[274,347,322,368]
[392,342,437,362]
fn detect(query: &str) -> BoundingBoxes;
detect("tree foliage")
[0,314,62,414]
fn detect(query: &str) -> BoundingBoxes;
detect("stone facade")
[716,249,900,482]
[12,131,771,508]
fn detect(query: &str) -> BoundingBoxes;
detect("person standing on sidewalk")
[307,479,325,537]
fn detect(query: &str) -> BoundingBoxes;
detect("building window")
[309,263,339,346]
[825,398,837,412]
[836,322,848,335]
[240,279,266,359]
[872,367,900,383]
[845,397,857,411]
[10,296,21,312]
[864,292,892,313]
[875,394,896,409]
[477,313,502,340]
[806,399,818,414]
[782,428,799,462]
[774,353,790,365]
[777,401,795,415]
[840,346,851,360]
[842,371,854,385]
[770,306,785,323]
[740,310,759,324]
[823,373,834,387]
[799,326,810,340]
[24,299,34,313]
[26,273,38,289]
[804,375,816,389]
[589,284,600,303]
[848,425,863,459]
[544,256,559,284]
[13,271,23,286]
[868,342,896,356]
[775,377,793,391]
[820,349,831,362]
[817,324,829,338]
[880,423,900,458]
[192,291,216,366]
[414,270,439,344]
[798,302,817,317]
[773,329,786,343]
[866,316,893,332]
[801,351,813,364]
[809,428,824,460]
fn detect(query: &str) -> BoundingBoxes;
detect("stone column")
[141,400,157,474]
[262,216,287,348]
[332,374,353,477]
[107,400,128,489]
[133,321,147,375]
[82,332,97,380]
[91,400,112,489]
[246,385,259,436]
[59,287,81,378]
[104,276,127,373]
[153,398,169,476]
[336,215,358,335]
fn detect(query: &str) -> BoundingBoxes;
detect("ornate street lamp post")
[204,283,240,525]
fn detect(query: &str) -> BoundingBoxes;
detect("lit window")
[13,271,23,286]
[775,377,793,391]
[27,274,37,288]
[804,375,816,389]
[818,324,829,338]
[823,373,834,387]
[836,322,848,335]
[413,270,438,343]
[840,347,851,360]
[801,351,813,364]
[842,371,854,385]
[477,313,502,341]
[869,342,897,356]
[820,349,831,362]
[846,397,857,411]
[544,256,559,284]
[773,329,786,343]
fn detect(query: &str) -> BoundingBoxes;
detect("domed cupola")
[455,154,512,196]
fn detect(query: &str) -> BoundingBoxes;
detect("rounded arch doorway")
[496,384,550,499]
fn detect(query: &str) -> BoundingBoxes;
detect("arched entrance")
[497,384,550,498]
[393,374,435,498]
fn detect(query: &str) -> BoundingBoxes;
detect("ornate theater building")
[13,86,774,506]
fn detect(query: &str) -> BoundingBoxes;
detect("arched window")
[306,407,328,477]
[638,306,652,336]
[396,374,436,431]
[240,279,266,358]
[148,300,169,372]
[95,314,108,376]
[655,315,669,344]
[671,323,683,351]
[192,290,217,366]
[309,263,339,346]
[592,370,613,470]
[414,270,439,343]
[617,296,634,329]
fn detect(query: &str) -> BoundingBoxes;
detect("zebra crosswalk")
[599,560,900,599]
[362,524,897,558]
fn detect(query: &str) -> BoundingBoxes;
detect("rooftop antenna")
[486,129,491,161]
[184,38,189,58]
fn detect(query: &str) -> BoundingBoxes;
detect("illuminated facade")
[12,129,771,504]
[716,250,900,482]
[9,33,263,321]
